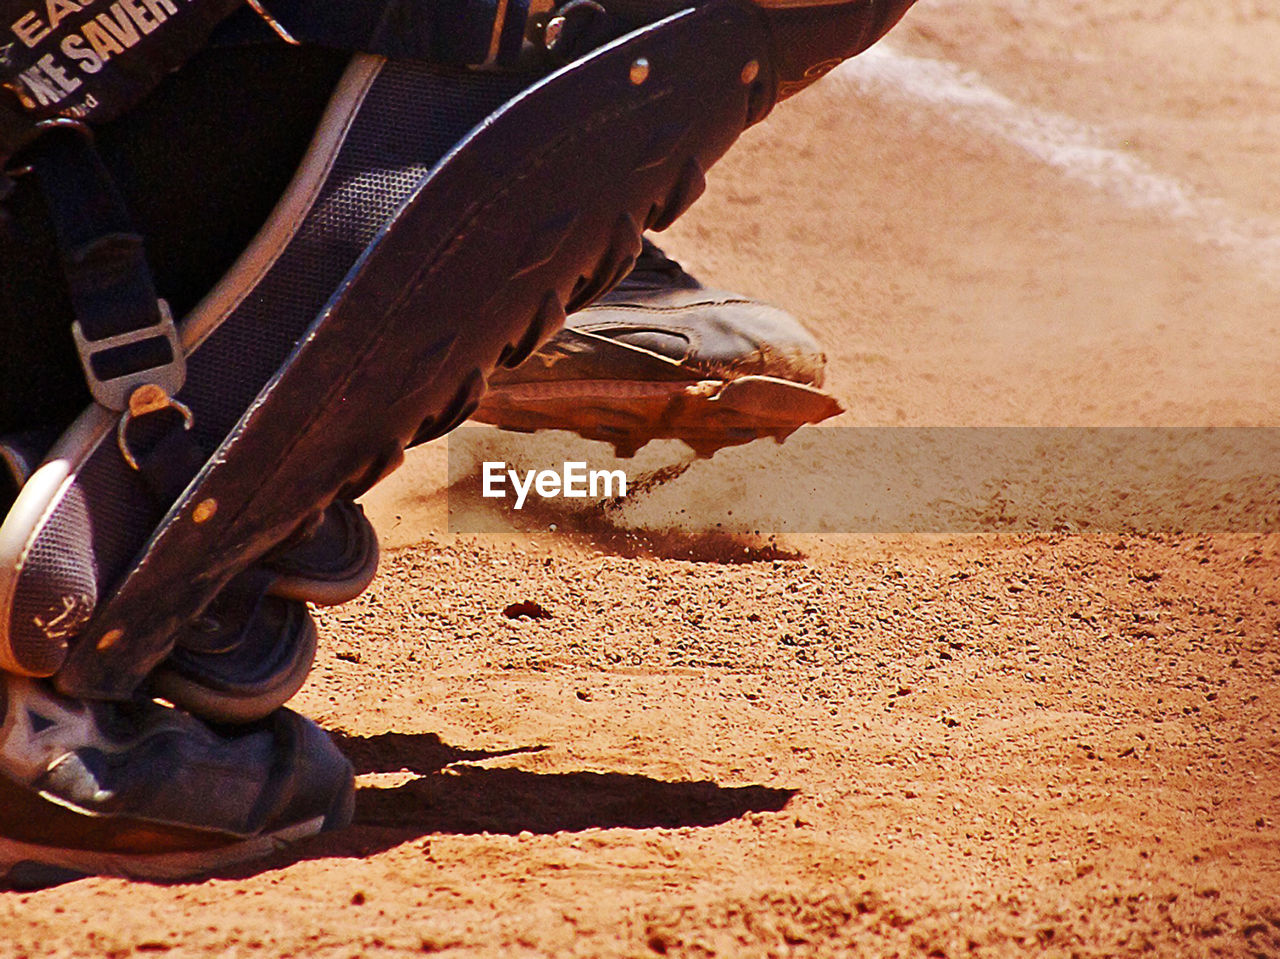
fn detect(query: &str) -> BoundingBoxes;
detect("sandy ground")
[6,0,1280,955]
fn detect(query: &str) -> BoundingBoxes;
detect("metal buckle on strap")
[70,298,187,412]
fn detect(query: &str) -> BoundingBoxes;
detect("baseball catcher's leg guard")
[0,1,779,701]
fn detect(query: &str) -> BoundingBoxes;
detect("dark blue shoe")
[0,675,353,885]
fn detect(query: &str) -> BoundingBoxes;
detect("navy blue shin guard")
[0,1,778,699]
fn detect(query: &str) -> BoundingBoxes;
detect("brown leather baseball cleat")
[472,240,843,458]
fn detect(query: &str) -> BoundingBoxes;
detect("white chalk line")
[835,47,1280,283]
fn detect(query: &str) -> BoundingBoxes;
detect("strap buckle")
[70,298,187,412]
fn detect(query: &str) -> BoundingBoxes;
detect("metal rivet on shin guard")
[629,58,650,85]
[192,498,218,524]
[97,628,124,652]
[741,60,760,84]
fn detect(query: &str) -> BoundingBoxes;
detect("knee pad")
[0,1,779,699]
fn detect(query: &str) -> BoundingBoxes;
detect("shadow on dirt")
[329,729,548,776]
[353,765,795,834]
[338,729,794,836]
[216,730,795,877]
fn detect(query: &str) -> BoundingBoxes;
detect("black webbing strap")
[16,122,204,501]
[30,123,185,413]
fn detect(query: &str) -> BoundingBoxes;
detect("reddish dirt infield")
[6,1,1280,955]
